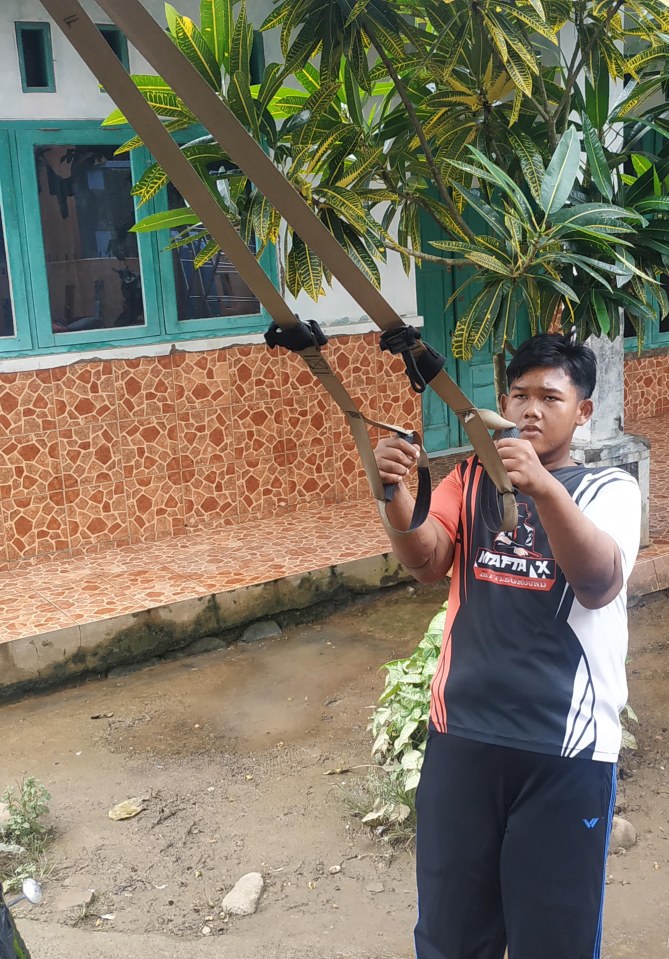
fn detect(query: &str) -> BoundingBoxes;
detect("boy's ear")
[576,398,593,426]
[500,393,509,415]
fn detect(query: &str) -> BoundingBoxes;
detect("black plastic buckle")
[379,326,445,394]
[264,318,328,352]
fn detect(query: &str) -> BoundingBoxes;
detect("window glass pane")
[167,180,260,321]
[660,276,669,335]
[17,24,53,92]
[35,145,145,334]
[0,207,16,338]
[21,28,49,88]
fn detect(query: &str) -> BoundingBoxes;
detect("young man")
[374,332,641,959]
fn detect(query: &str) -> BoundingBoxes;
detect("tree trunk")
[493,351,508,409]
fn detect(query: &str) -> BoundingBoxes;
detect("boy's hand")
[374,436,421,486]
[496,438,553,499]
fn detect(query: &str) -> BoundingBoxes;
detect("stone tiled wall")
[624,352,669,422]
[0,334,421,568]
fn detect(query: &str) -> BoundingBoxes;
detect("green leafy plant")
[106,0,669,367]
[1,778,51,855]
[1,778,52,892]
[620,702,640,751]
[340,603,445,838]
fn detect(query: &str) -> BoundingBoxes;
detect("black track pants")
[414,731,616,959]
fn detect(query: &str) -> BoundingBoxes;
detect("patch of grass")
[1,777,52,892]
[338,770,416,845]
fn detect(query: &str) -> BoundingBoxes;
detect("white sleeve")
[578,471,642,582]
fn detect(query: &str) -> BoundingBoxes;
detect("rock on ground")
[221,872,265,916]
[609,816,637,853]
[240,621,282,643]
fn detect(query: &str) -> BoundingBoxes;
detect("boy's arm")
[376,437,458,583]
[497,439,638,609]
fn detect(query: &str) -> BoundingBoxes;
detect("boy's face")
[500,366,593,466]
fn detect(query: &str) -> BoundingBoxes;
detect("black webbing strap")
[380,326,446,394]
[265,320,432,532]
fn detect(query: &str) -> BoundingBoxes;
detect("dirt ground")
[2,583,668,959]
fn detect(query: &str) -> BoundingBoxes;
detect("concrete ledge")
[0,553,411,700]
[1,543,666,700]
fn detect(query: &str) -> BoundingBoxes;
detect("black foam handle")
[384,430,416,502]
[500,427,521,439]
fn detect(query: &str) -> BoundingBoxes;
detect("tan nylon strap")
[43,0,517,532]
[41,0,435,536]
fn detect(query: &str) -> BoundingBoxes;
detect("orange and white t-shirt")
[428,458,641,762]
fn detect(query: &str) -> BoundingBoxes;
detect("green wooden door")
[416,207,496,453]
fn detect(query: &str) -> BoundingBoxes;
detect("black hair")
[506,331,597,399]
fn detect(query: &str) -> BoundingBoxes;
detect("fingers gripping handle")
[383,429,418,502]
[382,429,432,534]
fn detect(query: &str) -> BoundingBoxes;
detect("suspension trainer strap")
[42,0,433,535]
[88,0,517,531]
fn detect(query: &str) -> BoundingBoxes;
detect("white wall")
[0,0,418,335]
[0,0,280,120]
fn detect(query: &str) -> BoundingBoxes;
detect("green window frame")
[15,125,163,351]
[0,121,278,358]
[0,132,34,352]
[15,22,56,93]
[96,25,130,72]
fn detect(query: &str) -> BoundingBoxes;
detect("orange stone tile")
[126,472,185,542]
[232,402,285,460]
[292,446,336,505]
[0,370,56,436]
[334,442,368,503]
[65,482,129,550]
[227,344,286,404]
[0,593,78,639]
[121,566,209,607]
[327,334,379,393]
[2,492,69,561]
[236,454,295,518]
[59,423,124,490]
[0,508,7,566]
[182,465,239,527]
[114,355,176,419]
[279,349,321,395]
[0,431,62,499]
[52,362,116,426]
[119,415,180,478]
[177,407,233,470]
[172,349,230,408]
[283,391,333,452]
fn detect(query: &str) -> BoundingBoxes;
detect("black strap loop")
[264,318,328,352]
[379,326,445,394]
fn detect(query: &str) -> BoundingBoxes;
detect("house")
[0,0,664,572]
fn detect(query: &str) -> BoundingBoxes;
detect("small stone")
[240,620,282,643]
[108,798,145,821]
[221,872,264,916]
[201,926,212,936]
[610,816,637,853]
[53,888,96,912]
[365,882,385,894]
[329,865,341,875]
